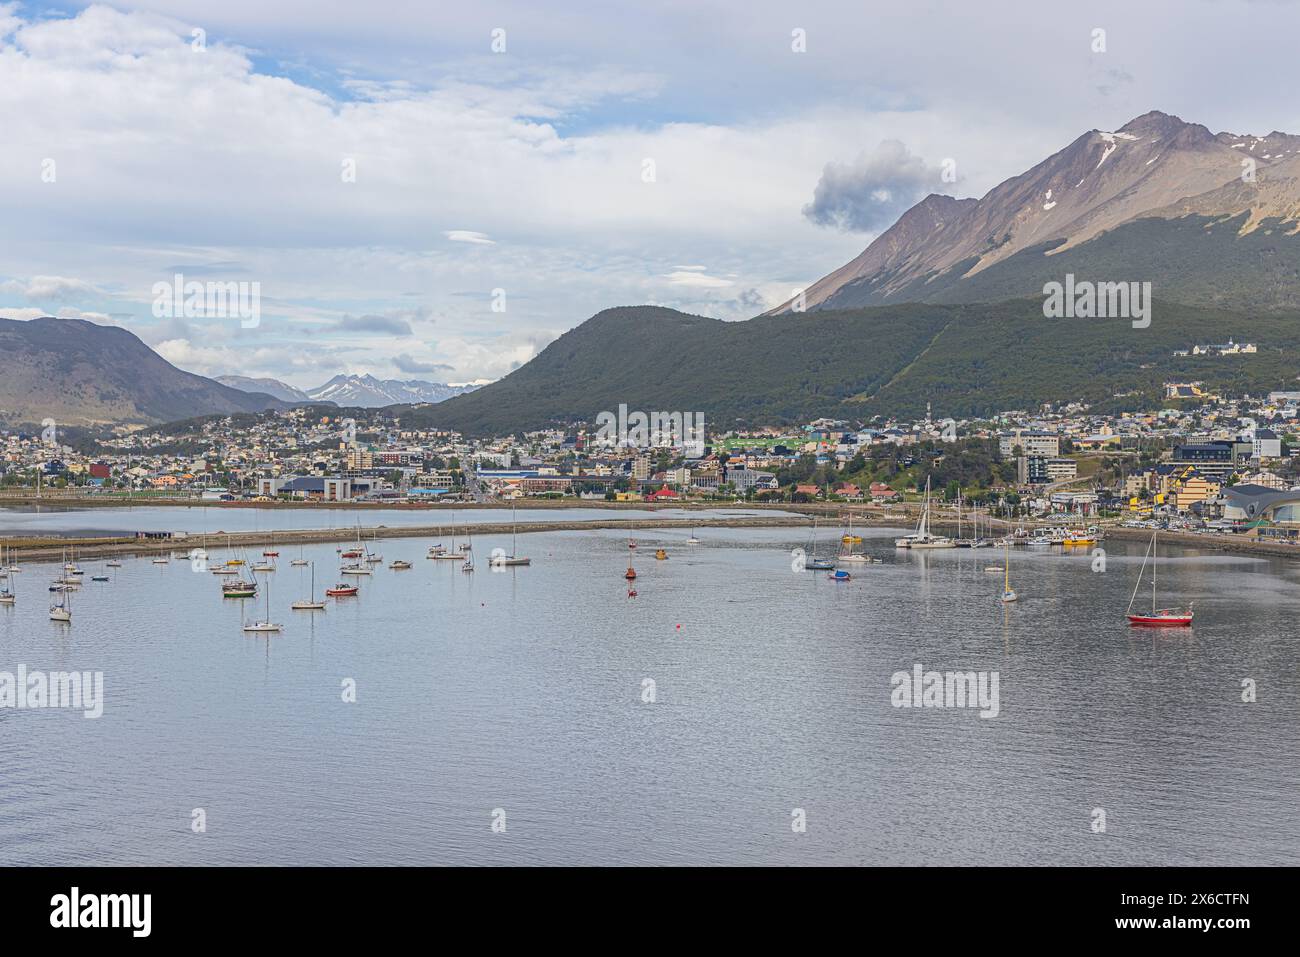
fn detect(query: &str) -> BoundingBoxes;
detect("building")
[1169,441,1246,479]
[1251,429,1282,459]
[999,430,1059,458]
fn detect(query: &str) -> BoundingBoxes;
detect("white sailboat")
[243,571,283,632]
[895,476,955,549]
[50,561,71,621]
[291,562,326,611]
[491,506,530,566]
[0,547,14,605]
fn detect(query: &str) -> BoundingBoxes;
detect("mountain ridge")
[772,110,1300,314]
[0,316,291,427]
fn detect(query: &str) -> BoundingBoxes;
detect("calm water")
[0,504,770,538]
[0,524,1296,865]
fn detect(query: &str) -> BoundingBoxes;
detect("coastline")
[1,514,815,561]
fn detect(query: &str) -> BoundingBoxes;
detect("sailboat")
[838,510,872,563]
[895,476,955,548]
[997,536,1017,603]
[290,546,308,567]
[1126,530,1193,626]
[686,529,701,545]
[491,506,530,566]
[0,548,14,605]
[805,517,835,570]
[291,562,326,611]
[462,527,475,572]
[243,572,283,632]
[262,533,279,557]
[49,565,71,621]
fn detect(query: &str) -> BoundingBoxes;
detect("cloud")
[444,230,495,245]
[336,314,414,336]
[802,140,946,233]
[0,275,103,302]
[393,353,452,374]
[663,270,733,289]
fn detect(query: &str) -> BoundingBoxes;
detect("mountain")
[0,317,292,427]
[773,111,1300,314]
[401,302,1300,436]
[306,374,479,408]
[215,375,313,403]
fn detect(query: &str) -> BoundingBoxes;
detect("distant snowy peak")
[305,374,480,408]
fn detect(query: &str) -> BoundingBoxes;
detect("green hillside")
[401,300,1300,436]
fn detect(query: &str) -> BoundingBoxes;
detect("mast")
[1127,530,1155,616]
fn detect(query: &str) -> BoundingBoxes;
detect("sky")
[2,0,1299,390]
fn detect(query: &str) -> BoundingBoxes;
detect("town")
[5,383,1300,542]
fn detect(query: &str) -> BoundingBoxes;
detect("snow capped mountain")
[305,374,480,408]
[215,375,312,403]
[772,111,1300,313]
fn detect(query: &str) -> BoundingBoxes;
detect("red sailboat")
[1126,530,1193,627]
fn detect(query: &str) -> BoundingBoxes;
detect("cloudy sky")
[1,0,1297,389]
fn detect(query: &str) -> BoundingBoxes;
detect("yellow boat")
[1062,530,1096,546]
[225,559,245,566]
[654,549,668,560]
[841,535,863,544]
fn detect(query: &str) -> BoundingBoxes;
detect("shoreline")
[1,514,816,561]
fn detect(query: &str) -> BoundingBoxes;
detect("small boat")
[251,561,275,572]
[339,563,372,575]
[997,538,1017,603]
[340,549,363,559]
[388,560,412,570]
[627,588,637,597]
[212,567,238,575]
[491,507,531,566]
[325,583,358,597]
[291,563,327,610]
[686,530,700,545]
[221,579,257,598]
[91,576,110,582]
[1126,530,1193,627]
[654,549,668,560]
[242,578,282,633]
[1026,537,1051,547]
[106,560,122,568]
[151,556,168,565]
[290,559,309,567]
[462,559,474,573]
[426,546,446,558]
[50,573,71,621]
[838,512,873,563]
[895,477,955,549]
[625,567,637,580]
[828,569,852,581]
[628,539,637,550]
